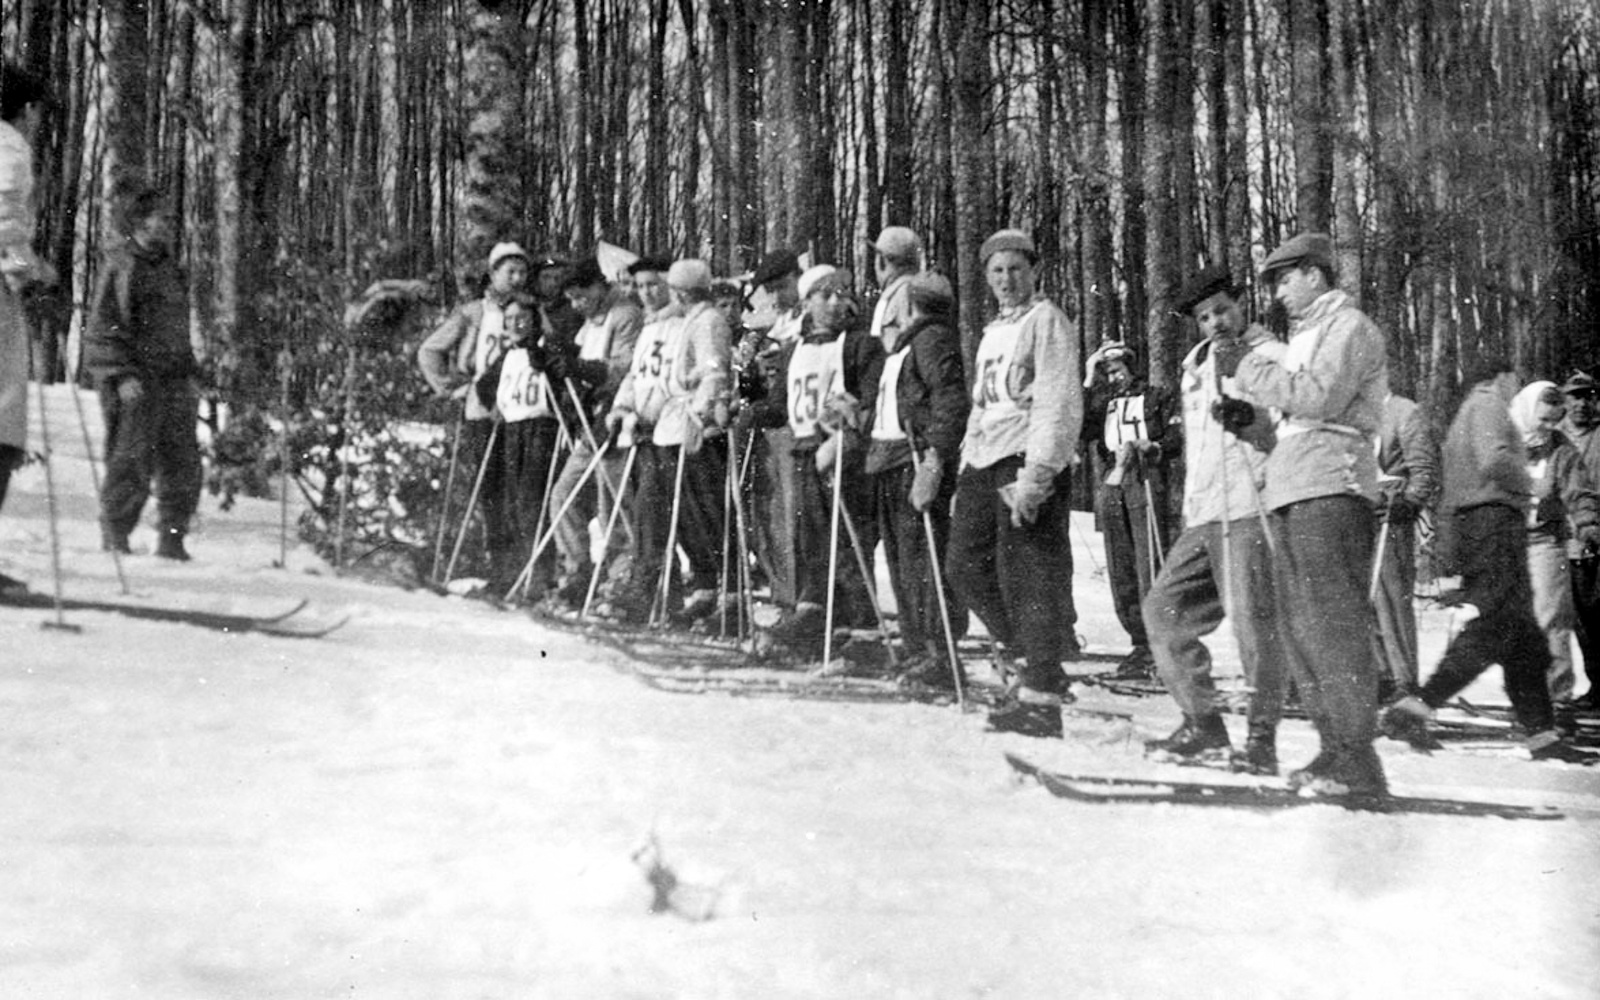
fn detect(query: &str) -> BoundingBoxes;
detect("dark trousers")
[500,417,561,590]
[1370,514,1419,693]
[792,449,878,625]
[947,457,1076,692]
[1270,496,1381,754]
[1101,480,1165,649]
[1569,555,1600,696]
[99,379,202,537]
[633,441,725,603]
[1143,517,1287,726]
[1422,504,1555,734]
[874,461,965,658]
[460,418,512,579]
[0,443,22,510]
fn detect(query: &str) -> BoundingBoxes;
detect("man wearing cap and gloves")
[1082,338,1179,679]
[419,242,537,591]
[753,265,885,654]
[604,259,731,622]
[1561,370,1600,709]
[545,256,643,608]
[1382,357,1595,763]
[1141,265,1289,773]
[1211,232,1390,796]
[867,226,922,352]
[865,270,970,687]
[947,229,1083,738]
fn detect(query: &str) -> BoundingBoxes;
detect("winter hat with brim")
[488,242,529,271]
[751,249,801,288]
[870,226,922,261]
[979,229,1036,264]
[1175,263,1243,315]
[798,264,840,300]
[1258,232,1334,282]
[1562,370,1599,396]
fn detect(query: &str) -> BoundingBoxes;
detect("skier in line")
[1560,370,1600,710]
[1082,339,1179,680]
[946,229,1083,739]
[1141,265,1290,774]
[1370,390,1440,704]
[750,265,885,658]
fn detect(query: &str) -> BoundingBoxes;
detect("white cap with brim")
[667,259,713,291]
[798,264,839,300]
[488,242,529,271]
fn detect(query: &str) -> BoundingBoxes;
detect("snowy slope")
[1,384,1596,1000]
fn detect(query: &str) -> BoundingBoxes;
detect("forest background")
[4,0,1599,568]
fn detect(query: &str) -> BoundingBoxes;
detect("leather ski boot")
[1144,713,1231,761]
[1229,721,1279,775]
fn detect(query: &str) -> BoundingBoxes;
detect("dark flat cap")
[751,249,801,288]
[1175,264,1242,315]
[1259,232,1335,281]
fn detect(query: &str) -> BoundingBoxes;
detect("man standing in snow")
[0,66,54,594]
[417,241,531,590]
[1560,370,1600,710]
[1142,265,1289,774]
[866,226,921,352]
[1212,232,1388,796]
[83,190,202,562]
[1383,357,1594,763]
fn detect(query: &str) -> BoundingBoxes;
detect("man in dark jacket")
[865,271,969,686]
[1382,357,1594,763]
[1561,370,1600,710]
[82,190,201,561]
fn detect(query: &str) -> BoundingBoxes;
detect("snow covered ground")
[1,384,1596,999]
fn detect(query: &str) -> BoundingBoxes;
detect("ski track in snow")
[1,385,1596,999]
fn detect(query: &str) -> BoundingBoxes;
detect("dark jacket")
[1376,393,1441,522]
[83,239,195,386]
[865,314,970,474]
[1082,377,1180,500]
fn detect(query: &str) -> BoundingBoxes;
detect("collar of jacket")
[993,293,1046,324]
[1293,288,1352,330]
[891,315,947,354]
[799,315,848,345]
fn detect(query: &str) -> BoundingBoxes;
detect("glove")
[999,465,1055,527]
[819,392,862,433]
[605,408,631,438]
[1211,397,1255,432]
[117,377,144,405]
[1210,337,1251,378]
[544,349,571,382]
[709,399,731,430]
[1579,525,1600,556]
[909,450,943,513]
[815,434,840,474]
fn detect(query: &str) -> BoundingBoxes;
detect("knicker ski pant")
[1101,480,1164,651]
[632,441,725,606]
[947,457,1076,692]
[99,379,202,538]
[1142,517,1287,726]
[873,461,965,659]
[1421,503,1555,734]
[500,417,561,591]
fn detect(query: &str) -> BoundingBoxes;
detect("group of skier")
[418,224,1597,799]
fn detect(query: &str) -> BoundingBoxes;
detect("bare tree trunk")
[1117,0,1147,347]
[944,0,995,369]
[102,0,151,214]
[460,1,526,271]
[1143,0,1180,390]
[1290,0,1332,230]
[882,0,912,227]
[1081,0,1116,344]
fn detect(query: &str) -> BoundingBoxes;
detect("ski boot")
[1229,721,1279,776]
[1144,713,1231,762]
[986,685,1072,739]
[1379,695,1441,751]
[1113,646,1156,681]
[155,528,191,562]
[1296,743,1389,799]
[1527,730,1598,764]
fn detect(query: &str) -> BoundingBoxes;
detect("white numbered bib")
[495,349,552,422]
[1103,394,1150,451]
[788,337,846,438]
[871,347,911,442]
[973,305,1035,434]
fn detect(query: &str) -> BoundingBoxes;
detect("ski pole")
[277,348,292,570]
[653,442,689,628]
[430,409,465,583]
[718,442,734,639]
[67,378,128,595]
[583,443,638,618]
[334,343,359,568]
[517,421,569,602]
[728,437,755,643]
[504,429,608,603]
[32,379,78,633]
[923,507,966,710]
[1217,407,1235,621]
[443,419,501,586]
[822,437,845,669]
[1369,509,1391,605]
